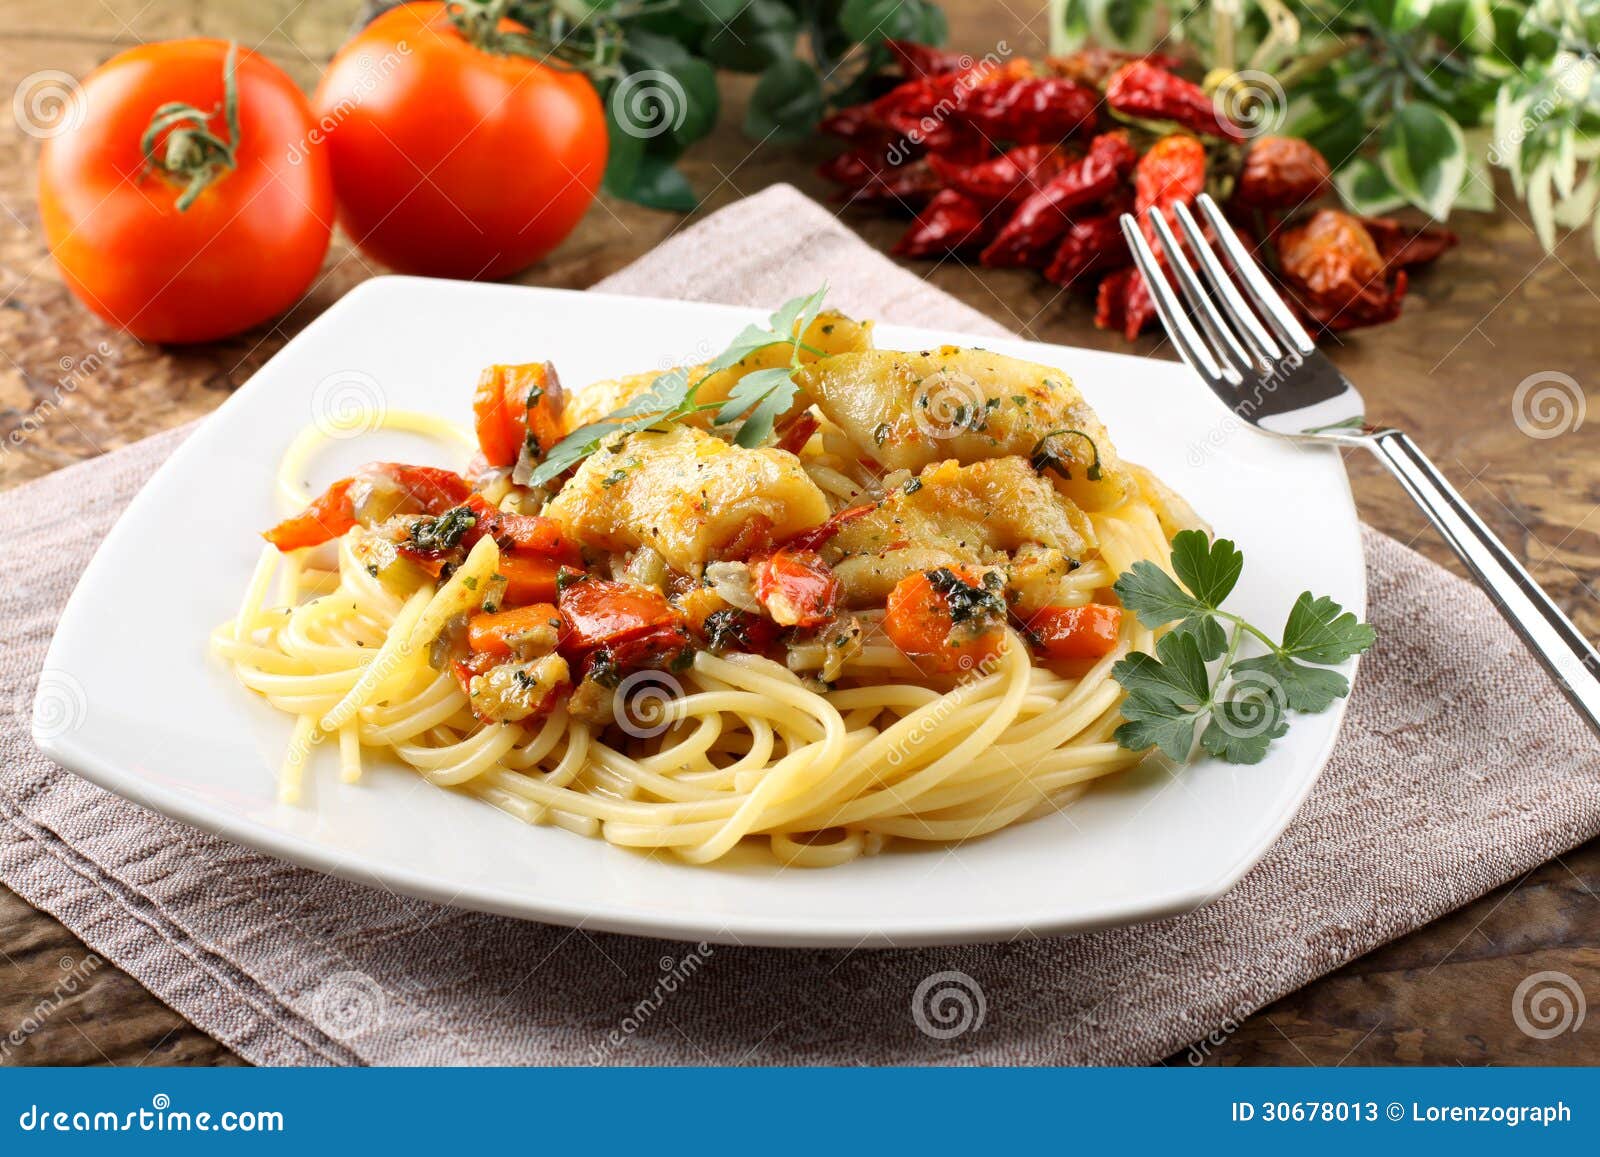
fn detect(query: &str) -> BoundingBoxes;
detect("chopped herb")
[1029,429,1104,482]
[872,422,891,446]
[902,477,923,494]
[407,506,476,554]
[926,567,1007,626]
[463,576,478,591]
[601,468,629,488]
[555,568,587,593]
[1011,395,1028,406]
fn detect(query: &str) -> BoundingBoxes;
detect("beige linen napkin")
[2,185,1596,1066]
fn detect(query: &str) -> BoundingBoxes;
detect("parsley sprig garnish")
[527,285,829,486]
[1111,530,1376,765]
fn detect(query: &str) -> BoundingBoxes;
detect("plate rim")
[32,275,1364,948]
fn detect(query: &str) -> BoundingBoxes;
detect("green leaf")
[1114,694,1203,761]
[770,283,828,339]
[715,365,795,433]
[1199,693,1289,764]
[1233,654,1352,713]
[1379,103,1468,220]
[706,324,784,373]
[1112,561,1206,629]
[1454,139,1496,213]
[839,0,944,46]
[699,0,797,72]
[1334,157,1409,216]
[1114,630,1212,704]
[1277,592,1377,664]
[1170,530,1242,609]
[614,151,698,212]
[745,58,824,142]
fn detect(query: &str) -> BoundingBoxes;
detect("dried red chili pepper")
[1046,47,1184,87]
[870,60,1028,153]
[980,131,1137,268]
[1232,136,1332,210]
[1134,133,1207,225]
[1094,265,1158,340]
[1106,61,1243,141]
[821,153,942,208]
[1044,198,1132,285]
[886,39,971,78]
[894,189,993,258]
[1097,133,1207,338]
[956,76,1100,142]
[1278,209,1406,331]
[1358,216,1459,271]
[928,143,1072,205]
[819,103,889,145]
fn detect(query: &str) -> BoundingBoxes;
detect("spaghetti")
[214,307,1201,868]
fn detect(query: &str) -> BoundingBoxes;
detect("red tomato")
[753,548,839,628]
[1024,604,1123,662]
[313,3,607,279]
[38,40,333,344]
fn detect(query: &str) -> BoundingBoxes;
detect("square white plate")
[34,277,1363,947]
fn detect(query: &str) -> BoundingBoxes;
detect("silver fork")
[1122,193,1600,737]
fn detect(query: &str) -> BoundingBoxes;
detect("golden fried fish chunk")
[545,425,830,573]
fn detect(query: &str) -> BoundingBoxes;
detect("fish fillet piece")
[824,457,1094,604]
[545,425,830,573]
[794,346,1134,511]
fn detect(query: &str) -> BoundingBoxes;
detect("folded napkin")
[2,185,1596,1066]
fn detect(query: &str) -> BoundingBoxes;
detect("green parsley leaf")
[1170,530,1243,609]
[1111,533,1375,766]
[1277,591,1378,664]
[1199,690,1288,764]
[1232,654,1351,714]
[1112,560,1227,660]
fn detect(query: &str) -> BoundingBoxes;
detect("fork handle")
[1361,428,1600,737]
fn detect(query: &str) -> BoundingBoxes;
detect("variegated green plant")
[1049,0,1600,256]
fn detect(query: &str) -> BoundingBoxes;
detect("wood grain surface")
[2,0,1596,1067]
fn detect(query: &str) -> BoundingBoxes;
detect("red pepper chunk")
[980,131,1138,268]
[1105,61,1243,141]
[263,478,357,551]
[1023,604,1123,662]
[753,549,839,629]
[461,493,578,562]
[472,361,563,468]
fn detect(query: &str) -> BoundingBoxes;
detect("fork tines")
[1120,194,1316,387]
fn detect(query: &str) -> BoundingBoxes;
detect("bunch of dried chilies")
[819,42,1459,339]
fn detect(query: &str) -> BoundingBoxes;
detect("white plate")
[34,277,1363,948]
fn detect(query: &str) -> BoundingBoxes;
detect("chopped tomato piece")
[497,555,568,607]
[753,548,839,628]
[1023,604,1122,662]
[467,603,562,657]
[557,577,686,653]
[782,502,875,552]
[472,361,563,468]
[718,514,775,561]
[262,477,357,551]
[884,566,1006,675]
[261,463,472,552]
[461,493,580,561]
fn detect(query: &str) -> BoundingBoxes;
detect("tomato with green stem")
[38,39,333,344]
[313,1,608,280]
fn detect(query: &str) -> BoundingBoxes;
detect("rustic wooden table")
[2,0,1597,1067]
